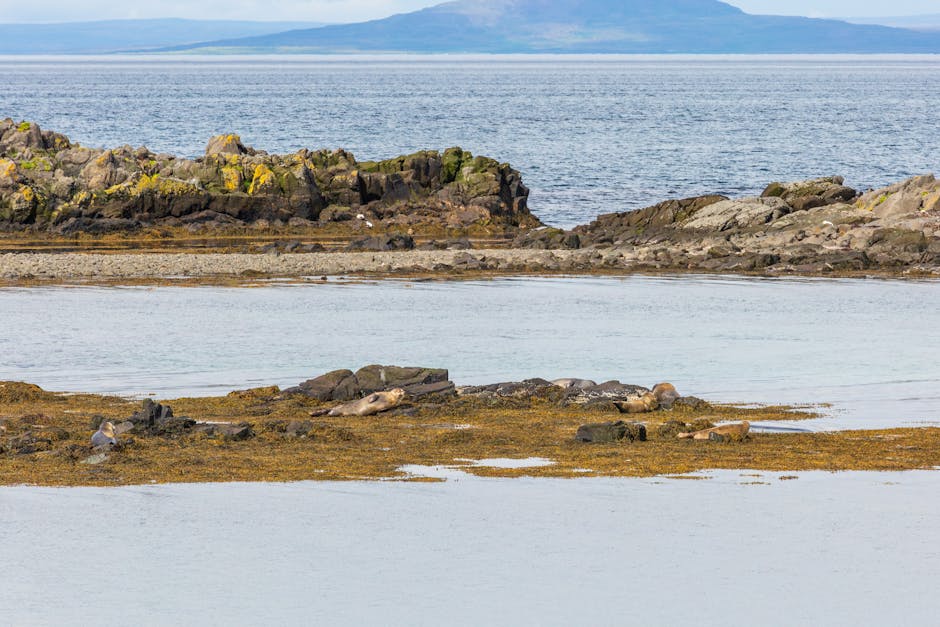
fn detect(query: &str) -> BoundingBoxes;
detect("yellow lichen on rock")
[205,134,248,156]
[248,164,276,195]
[924,192,940,212]
[0,158,16,184]
[135,174,202,196]
[222,166,243,192]
[18,185,35,203]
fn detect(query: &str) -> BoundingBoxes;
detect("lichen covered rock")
[0,122,538,235]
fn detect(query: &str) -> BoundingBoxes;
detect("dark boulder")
[402,380,457,399]
[346,234,416,252]
[220,423,255,441]
[295,369,361,402]
[576,421,647,444]
[127,399,195,435]
[291,365,453,404]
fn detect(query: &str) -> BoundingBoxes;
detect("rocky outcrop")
[289,365,454,402]
[533,174,940,274]
[0,121,539,235]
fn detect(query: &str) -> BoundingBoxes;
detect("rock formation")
[517,174,940,274]
[0,120,539,235]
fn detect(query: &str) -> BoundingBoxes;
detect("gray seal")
[91,421,117,448]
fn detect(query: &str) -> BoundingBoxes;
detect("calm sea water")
[3,471,939,626]
[2,54,940,227]
[1,276,938,430]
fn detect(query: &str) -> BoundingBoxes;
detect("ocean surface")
[1,275,938,430]
[3,471,940,626]
[2,54,940,227]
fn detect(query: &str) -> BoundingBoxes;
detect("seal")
[551,378,597,390]
[91,421,117,448]
[678,421,750,441]
[328,388,407,417]
[614,392,659,414]
[651,382,680,409]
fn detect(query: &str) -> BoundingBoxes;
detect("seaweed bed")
[2,381,939,486]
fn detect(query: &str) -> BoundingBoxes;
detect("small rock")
[285,421,313,437]
[79,453,109,465]
[219,423,255,441]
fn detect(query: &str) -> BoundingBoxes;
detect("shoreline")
[2,250,939,286]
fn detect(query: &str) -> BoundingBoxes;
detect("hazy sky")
[0,0,936,24]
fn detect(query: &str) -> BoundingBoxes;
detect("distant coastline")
[3,0,940,55]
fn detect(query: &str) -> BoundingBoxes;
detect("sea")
[2,54,939,227]
[2,55,940,626]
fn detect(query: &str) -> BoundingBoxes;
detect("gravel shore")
[3,248,938,283]
[0,250,598,282]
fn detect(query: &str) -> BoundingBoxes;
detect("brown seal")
[614,392,660,414]
[678,421,750,441]
[651,382,680,408]
[328,388,407,417]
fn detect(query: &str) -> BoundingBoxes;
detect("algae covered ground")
[2,381,939,487]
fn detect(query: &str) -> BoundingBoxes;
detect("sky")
[0,0,936,24]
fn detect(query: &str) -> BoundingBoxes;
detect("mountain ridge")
[157,0,940,54]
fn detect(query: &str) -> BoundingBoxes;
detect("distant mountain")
[161,0,940,54]
[843,14,940,32]
[0,18,326,54]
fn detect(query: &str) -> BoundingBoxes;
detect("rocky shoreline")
[0,119,537,236]
[2,120,939,279]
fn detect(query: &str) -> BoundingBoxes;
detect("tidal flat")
[3,381,940,487]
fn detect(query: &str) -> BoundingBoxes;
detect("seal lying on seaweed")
[678,421,750,441]
[327,389,407,417]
